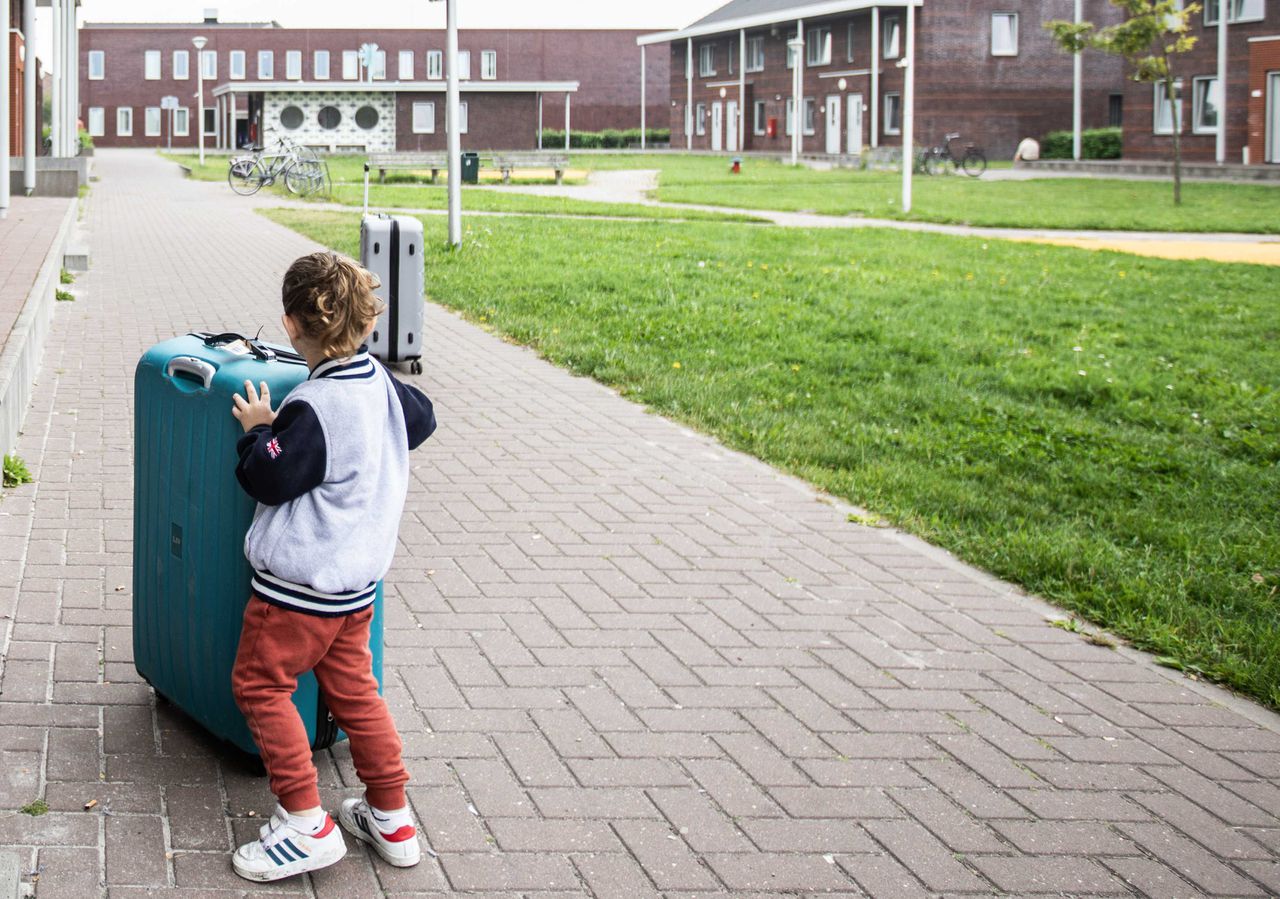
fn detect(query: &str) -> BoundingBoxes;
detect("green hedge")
[539,128,671,149]
[1039,127,1122,160]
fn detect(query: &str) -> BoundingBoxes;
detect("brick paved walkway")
[2,148,1278,897]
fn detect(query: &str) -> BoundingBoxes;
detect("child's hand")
[232,380,276,432]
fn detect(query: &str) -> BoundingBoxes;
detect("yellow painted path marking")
[1019,237,1280,266]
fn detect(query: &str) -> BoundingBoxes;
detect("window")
[174,107,189,136]
[728,41,735,75]
[318,106,342,130]
[884,92,902,135]
[1205,0,1265,23]
[88,107,104,136]
[117,107,133,136]
[144,50,161,80]
[746,36,764,72]
[258,50,274,79]
[285,51,301,80]
[173,50,189,80]
[847,22,856,62]
[785,98,794,135]
[399,49,414,80]
[1108,93,1123,127]
[1154,79,1182,134]
[204,107,217,135]
[457,50,471,80]
[355,106,380,129]
[807,27,832,66]
[699,43,717,77]
[372,50,387,80]
[88,50,105,80]
[753,99,767,135]
[230,50,245,79]
[1192,76,1221,134]
[991,13,1018,56]
[427,50,443,79]
[481,50,497,80]
[315,50,330,79]
[280,105,304,129]
[412,101,435,133]
[804,97,817,135]
[695,102,707,136]
[343,50,359,80]
[201,49,216,79]
[882,16,901,59]
[458,101,469,134]
[145,107,162,136]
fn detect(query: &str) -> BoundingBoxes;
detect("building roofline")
[84,21,280,29]
[637,0,919,45]
[210,80,580,97]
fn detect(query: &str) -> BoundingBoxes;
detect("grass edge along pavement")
[262,206,1280,711]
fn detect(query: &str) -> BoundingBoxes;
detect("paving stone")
[863,818,989,893]
[571,852,662,899]
[837,852,931,898]
[969,855,1129,894]
[613,818,720,890]
[1118,822,1268,896]
[646,787,754,853]
[440,852,580,892]
[887,787,1007,853]
[104,815,168,886]
[703,852,855,892]
[1102,856,1203,899]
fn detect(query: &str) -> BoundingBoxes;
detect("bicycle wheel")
[228,158,263,195]
[962,149,987,177]
[284,162,311,195]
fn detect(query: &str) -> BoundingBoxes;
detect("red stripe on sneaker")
[382,825,417,843]
[315,816,336,838]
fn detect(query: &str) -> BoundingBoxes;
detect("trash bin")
[461,152,480,184]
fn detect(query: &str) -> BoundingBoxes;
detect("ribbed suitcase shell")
[361,214,425,366]
[133,334,384,756]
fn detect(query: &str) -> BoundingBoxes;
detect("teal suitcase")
[133,332,384,756]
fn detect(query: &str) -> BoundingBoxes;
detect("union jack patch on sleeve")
[266,438,283,459]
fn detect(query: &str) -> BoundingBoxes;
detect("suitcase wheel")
[410,360,423,375]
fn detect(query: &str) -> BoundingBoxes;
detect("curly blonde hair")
[281,252,385,359]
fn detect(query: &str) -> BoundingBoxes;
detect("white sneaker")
[338,797,422,867]
[232,806,347,882]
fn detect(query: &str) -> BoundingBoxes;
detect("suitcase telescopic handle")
[166,356,217,390]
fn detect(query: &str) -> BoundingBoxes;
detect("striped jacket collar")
[309,348,376,381]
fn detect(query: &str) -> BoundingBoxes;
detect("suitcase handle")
[194,332,305,365]
[166,356,217,390]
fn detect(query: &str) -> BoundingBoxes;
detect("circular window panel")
[279,105,304,130]
[355,105,380,130]
[317,106,342,130]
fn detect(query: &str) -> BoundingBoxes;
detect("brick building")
[6,0,40,158]
[1120,0,1280,165]
[640,0,1127,159]
[79,15,671,151]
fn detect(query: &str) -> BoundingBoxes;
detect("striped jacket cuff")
[252,569,377,617]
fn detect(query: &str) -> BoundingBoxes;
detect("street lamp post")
[427,0,461,247]
[787,35,804,166]
[193,35,208,165]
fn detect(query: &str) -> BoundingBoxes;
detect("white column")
[640,44,646,149]
[62,0,72,155]
[790,20,804,165]
[229,90,236,149]
[23,0,36,193]
[564,92,571,150]
[537,92,543,149]
[1216,2,1227,164]
[686,39,693,150]
[50,0,60,155]
[71,0,79,152]
[1072,0,1082,160]
[739,28,746,150]
[445,0,461,247]
[217,96,224,150]
[870,7,880,148]
[1,0,9,218]
[902,2,915,211]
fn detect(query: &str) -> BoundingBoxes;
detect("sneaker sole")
[338,808,421,867]
[232,842,347,882]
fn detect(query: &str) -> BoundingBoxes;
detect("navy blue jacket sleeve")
[390,377,437,450]
[235,400,328,506]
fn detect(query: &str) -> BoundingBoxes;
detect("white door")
[826,95,841,155]
[848,94,864,155]
[726,100,739,152]
[1268,73,1280,163]
[711,102,723,152]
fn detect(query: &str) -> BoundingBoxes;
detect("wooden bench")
[368,153,450,183]
[491,153,570,185]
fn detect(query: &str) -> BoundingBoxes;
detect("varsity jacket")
[235,350,436,616]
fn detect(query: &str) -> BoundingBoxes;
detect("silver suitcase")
[360,212,425,374]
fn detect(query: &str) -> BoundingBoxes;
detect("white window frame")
[847,22,856,62]
[746,35,765,72]
[1192,75,1220,134]
[399,49,415,80]
[481,50,497,80]
[427,50,443,79]
[87,107,104,136]
[286,50,302,80]
[144,50,161,80]
[117,107,133,137]
[457,49,471,80]
[172,50,189,80]
[883,15,902,60]
[807,27,832,66]
[991,13,1019,57]
[342,50,359,80]
[753,99,767,135]
[412,101,435,133]
[696,102,707,135]
[803,96,817,135]
[1204,0,1265,24]
[459,101,469,134]
[230,50,245,80]
[884,92,902,135]
[314,50,330,80]
[144,106,162,137]
[699,43,717,77]
[88,50,105,80]
[201,49,217,79]
[174,107,190,137]
[258,50,274,80]
[1154,79,1183,134]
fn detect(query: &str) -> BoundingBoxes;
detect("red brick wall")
[7,32,23,157]
[394,91,538,151]
[1247,36,1280,164]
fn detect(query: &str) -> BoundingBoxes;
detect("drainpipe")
[1216,1,1227,164]
[686,39,693,150]
[870,7,879,149]
[23,0,35,193]
[640,44,646,149]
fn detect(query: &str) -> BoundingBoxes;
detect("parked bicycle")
[918,132,987,178]
[228,135,330,197]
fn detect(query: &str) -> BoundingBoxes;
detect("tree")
[1047,0,1199,204]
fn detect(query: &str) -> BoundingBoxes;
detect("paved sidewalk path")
[2,148,1279,897]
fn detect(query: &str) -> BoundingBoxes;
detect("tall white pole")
[1216,2,1227,164]
[1072,0,1082,160]
[194,37,207,165]
[685,39,692,150]
[1,0,10,218]
[739,28,746,150]
[870,7,880,148]
[789,26,804,165]
[564,92,571,150]
[71,0,79,152]
[640,44,646,149]
[445,0,461,248]
[23,0,35,193]
[51,0,60,155]
[902,2,915,212]
[61,0,71,154]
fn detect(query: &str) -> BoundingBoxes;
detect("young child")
[228,251,436,882]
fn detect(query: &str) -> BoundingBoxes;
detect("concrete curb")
[0,851,19,899]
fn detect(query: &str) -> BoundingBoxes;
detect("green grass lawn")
[264,207,1280,710]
